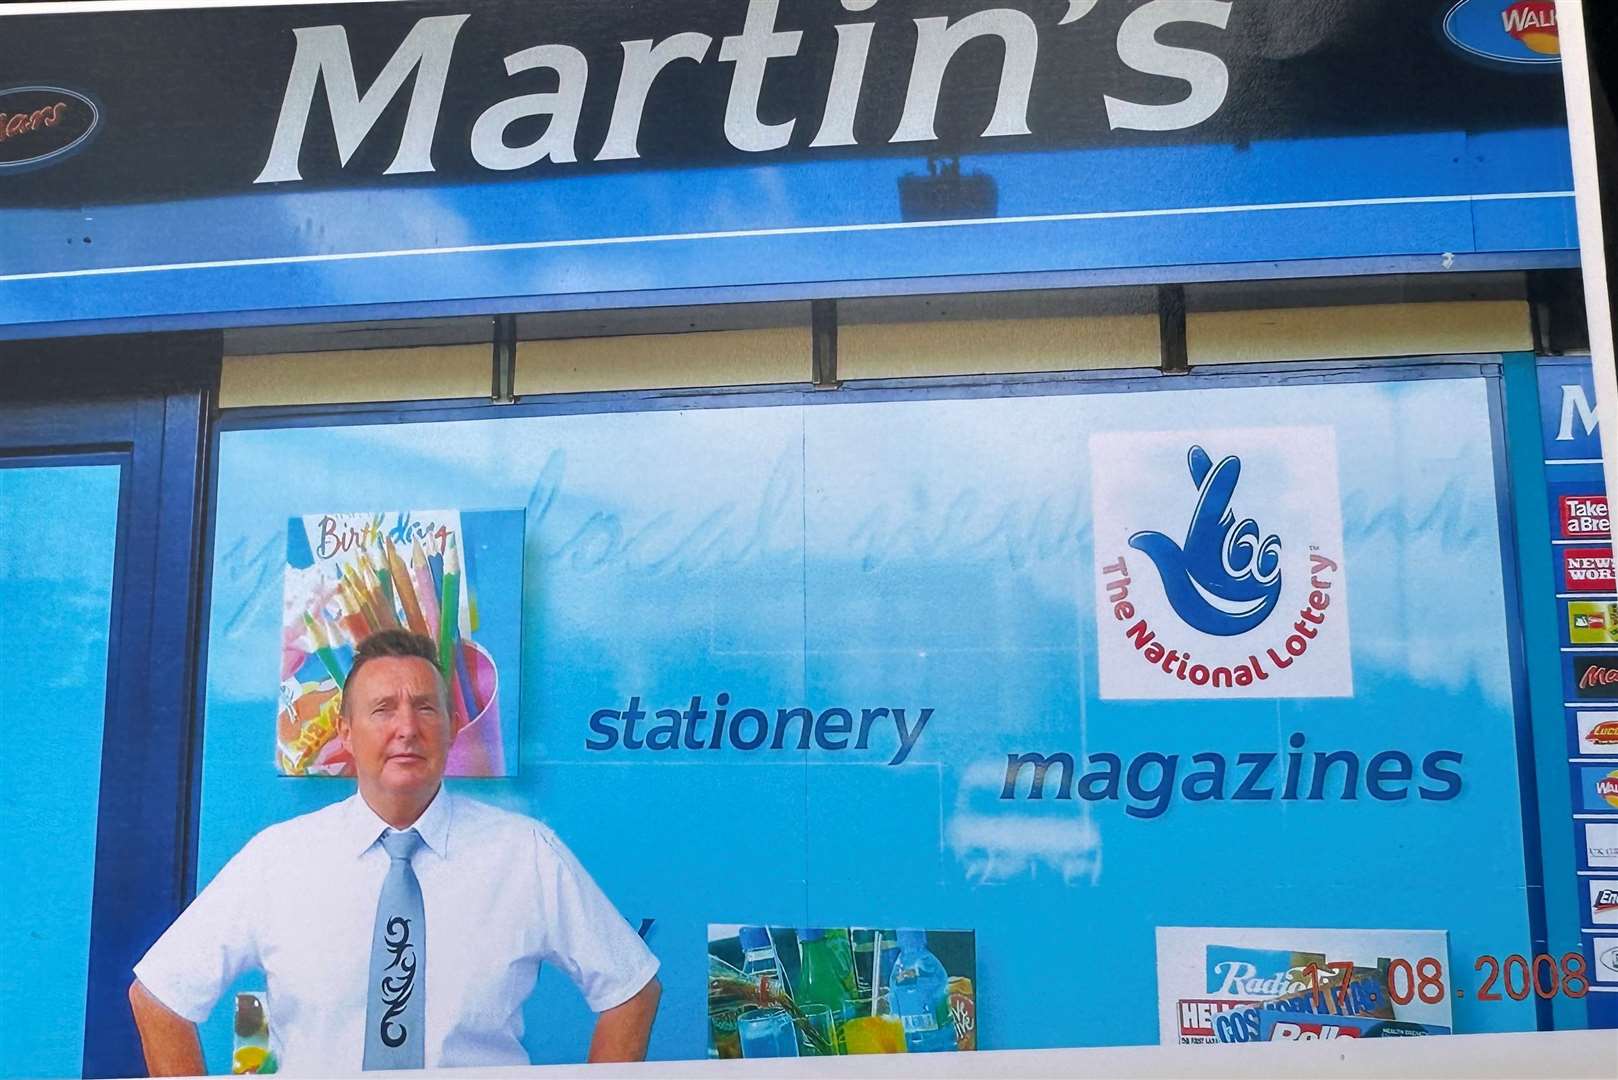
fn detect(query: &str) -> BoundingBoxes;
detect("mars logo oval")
[0,86,98,170]
[1443,0,1559,66]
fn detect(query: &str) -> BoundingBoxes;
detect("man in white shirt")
[129,630,661,1074]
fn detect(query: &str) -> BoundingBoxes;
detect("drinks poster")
[278,508,524,777]
[1155,926,1453,1046]
[707,925,975,1059]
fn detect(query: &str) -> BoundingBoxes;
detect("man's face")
[339,655,451,801]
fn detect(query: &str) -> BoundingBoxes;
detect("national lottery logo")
[1091,427,1352,701]
[1128,447,1283,637]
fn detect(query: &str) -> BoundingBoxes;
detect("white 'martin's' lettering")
[1105,0,1231,132]
[471,45,588,169]
[255,5,1244,186]
[810,0,879,148]
[1559,384,1600,441]
[719,0,803,153]
[597,32,714,161]
[256,13,469,183]
[810,24,873,146]
[893,9,1038,143]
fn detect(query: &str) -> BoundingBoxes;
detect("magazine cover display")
[1156,927,1454,1045]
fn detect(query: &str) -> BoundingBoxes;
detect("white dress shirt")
[134,789,658,1073]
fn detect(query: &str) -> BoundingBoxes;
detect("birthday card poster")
[278,509,524,777]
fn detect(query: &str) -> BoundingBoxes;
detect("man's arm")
[586,976,661,1063]
[129,980,208,1077]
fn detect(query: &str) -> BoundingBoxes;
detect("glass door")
[0,455,124,1078]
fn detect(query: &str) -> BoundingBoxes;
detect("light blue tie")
[364,828,426,1070]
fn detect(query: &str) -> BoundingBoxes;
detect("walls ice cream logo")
[1128,447,1283,637]
[1092,427,1351,701]
[1443,0,1560,66]
[1600,771,1618,810]
[1501,1,1558,54]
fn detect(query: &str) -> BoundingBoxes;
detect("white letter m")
[255,14,469,184]
[1559,384,1600,442]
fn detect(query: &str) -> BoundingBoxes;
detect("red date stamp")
[1296,954,1592,1006]
[1459,954,1590,1002]
[1306,954,1592,1003]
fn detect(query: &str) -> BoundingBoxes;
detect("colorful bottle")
[876,930,900,994]
[796,928,855,1052]
[738,926,789,998]
[827,927,859,1000]
[852,929,878,995]
[888,929,956,1053]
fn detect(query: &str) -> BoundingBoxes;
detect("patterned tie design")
[363,828,425,1070]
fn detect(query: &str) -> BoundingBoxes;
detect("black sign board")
[0,0,1567,208]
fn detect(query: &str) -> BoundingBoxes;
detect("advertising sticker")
[1558,494,1610,540]
[1155,927,1452,1047]
[1589,881,1618,927]
[1570,656,1618,702]
[1578,766,1618,813]
[1568,602,1618,646]
[1091,428,1351,700]
[1576,711,1618,757]
[1592,939,1618,984]
[1586,823,1618,870]
[1561,547,1615,593]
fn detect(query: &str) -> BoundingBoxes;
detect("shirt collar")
[347,785,452,859]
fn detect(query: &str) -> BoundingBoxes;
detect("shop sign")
[3,0,1569,207]
[0,0,1578,331]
